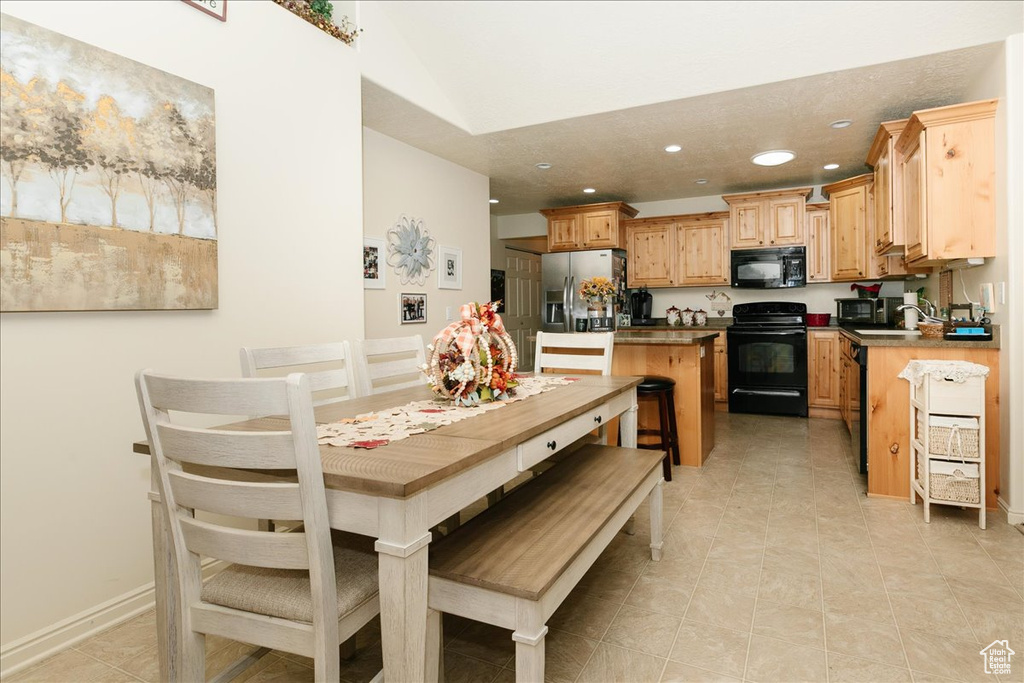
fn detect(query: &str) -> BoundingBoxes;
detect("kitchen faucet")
[897,303,943,324]
[918,298,937,318]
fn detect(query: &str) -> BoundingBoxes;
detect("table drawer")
[517,391,633,472]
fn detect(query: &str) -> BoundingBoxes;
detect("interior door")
[504,248,542,370]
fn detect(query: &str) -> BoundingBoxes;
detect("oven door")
[727,328,808,416]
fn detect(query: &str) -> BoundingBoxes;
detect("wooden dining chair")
[534,331,614,375]
[135,370,380,682]
[351,335,426,396]
[240,341,358,405]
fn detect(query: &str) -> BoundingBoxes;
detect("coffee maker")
[630,287,654,326]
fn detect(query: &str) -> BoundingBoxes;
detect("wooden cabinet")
[867,119,907,255]
[807,329,840,415]
[896,99,997,265]
[627,221,675,287]
[713,332,728,406]
[823,174,872,282]
[806,203,831,283]
[676,216,730,286]
[722,188,812,249]
[540,202,638,252]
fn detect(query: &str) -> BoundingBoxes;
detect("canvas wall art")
[0,13,217,311]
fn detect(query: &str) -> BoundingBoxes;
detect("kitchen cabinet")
[624,212,729,288]
[806,203,831,283]
[540,201,639,252]
[807,329,840,417]
[626,221,675,287]
[676,216,730,285]
[713,332,728,407]
[867,119,907,255]
[823,174,872,281]
[896,99,997,265]
[722,187,812,249]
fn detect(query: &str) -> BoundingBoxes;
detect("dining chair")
[533,331,614,375]
[135,370,380,682]
[351,335,426,396]
[240,341,358,405]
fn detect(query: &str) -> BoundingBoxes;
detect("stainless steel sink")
[854,329,922,336]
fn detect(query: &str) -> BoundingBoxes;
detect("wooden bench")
[426,443,665,682]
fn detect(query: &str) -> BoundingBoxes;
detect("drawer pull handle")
[594,415,603,424]
[547,440,557,450]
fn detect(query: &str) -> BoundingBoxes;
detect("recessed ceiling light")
[823,163,840,170]
[664,144,682,153]
[695,179,709,185]
[489,198,500,204]
[751,150,795,167]
[583,188,596,194]
[535,162,552,170]
[829,119,853,129]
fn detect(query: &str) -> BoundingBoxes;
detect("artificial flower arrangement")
[578,276,616,305]
[423,301,519,406]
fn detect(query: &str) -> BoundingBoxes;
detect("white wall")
[362,128,490,347]
[0,0,365,666]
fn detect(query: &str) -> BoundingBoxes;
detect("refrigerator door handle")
[569,276,576,331]
[562,277,570,332]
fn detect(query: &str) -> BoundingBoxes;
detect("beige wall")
[362,128,490,348]
[0,0,364,663]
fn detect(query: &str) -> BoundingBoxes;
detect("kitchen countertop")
[621,317,732,330]
[614,329,719,345]
[838,325,1000,349]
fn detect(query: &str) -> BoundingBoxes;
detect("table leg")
[620,388,638,448]
[376,497,431,682]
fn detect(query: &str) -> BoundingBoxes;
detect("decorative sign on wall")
[0,14,217,311]
[386,215,435,286]
[182,0,227,22]
[437,245,462,290]
[363,236,386,289]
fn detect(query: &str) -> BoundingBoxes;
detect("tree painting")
[0,13,217,311]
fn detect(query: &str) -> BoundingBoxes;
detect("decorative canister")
[694,309,708,326]
[666,306,681,326]
[681,307,695,326]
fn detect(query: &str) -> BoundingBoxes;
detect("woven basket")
[917,413,980,458]
[929,461,980,504]
[917,322,945,339]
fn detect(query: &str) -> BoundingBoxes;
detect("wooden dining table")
[134,374,641,682]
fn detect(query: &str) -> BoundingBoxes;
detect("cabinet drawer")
[920,376,985,416]
[517,391,633,471]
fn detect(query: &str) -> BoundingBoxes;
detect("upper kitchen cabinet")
[676,214,730,286]
[806,203,831,283]
[895,99,997,265]
[866,119,908,256]
[625,219,675,287]
[823,174,872,281]
[540,201,639,252]
[722,187,812,249]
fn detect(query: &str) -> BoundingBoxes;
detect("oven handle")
[731,388,803,397]
[729,329,807,336]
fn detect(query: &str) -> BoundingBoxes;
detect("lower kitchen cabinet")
[807,329,840,417]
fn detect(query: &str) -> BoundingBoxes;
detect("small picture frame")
[437,245,462,290]
[400,293,427,324]
[363,237,386,289]
[181,0,227,21]
[616,312,631,328]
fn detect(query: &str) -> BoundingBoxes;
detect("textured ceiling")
[362,42,1003,215]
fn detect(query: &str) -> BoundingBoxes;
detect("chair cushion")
[201,530,378,624]
[637,375,676,392]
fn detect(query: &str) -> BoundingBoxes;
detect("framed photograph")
[363,237,386,289]
[400,293,427,324]
[181,0,228,21]
[437,245,462,290]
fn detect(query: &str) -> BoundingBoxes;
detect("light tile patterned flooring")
[7,413,1023,683]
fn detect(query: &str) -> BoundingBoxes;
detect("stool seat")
[638,375,676,392]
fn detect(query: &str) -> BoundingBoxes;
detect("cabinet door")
[627,224,675,287]
[902,132,926,263]
[714,336,728,402]
[873,140,893,254]
[768,196,805,245]
[807,210,831,282]
[808,331,839,408]
[730,200,765,249]
[830,186,869,281]
[581,210,617,248]
[548,215,580,252]
[678,221,729,285]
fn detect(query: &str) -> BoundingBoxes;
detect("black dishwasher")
[850,341,868,474]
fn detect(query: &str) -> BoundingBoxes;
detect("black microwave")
[731,247,806,289]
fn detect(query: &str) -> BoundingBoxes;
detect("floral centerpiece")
[423,301,519,406]
[578,276,616,306]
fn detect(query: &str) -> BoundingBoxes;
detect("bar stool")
[635,375,681,482]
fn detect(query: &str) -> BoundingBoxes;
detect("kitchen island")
[839,327,1000,508]
[613,329,719,467]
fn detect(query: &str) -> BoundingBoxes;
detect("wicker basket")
[917,322,945,339]
[929,416,980,458]
[929,460,980,504]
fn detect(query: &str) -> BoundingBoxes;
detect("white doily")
[897,360,990,386]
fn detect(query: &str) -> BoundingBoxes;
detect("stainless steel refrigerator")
[541,249,626,332]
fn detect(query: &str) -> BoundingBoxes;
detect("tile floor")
[7,413,1023,683]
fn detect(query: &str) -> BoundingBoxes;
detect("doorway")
[502,248,542,371]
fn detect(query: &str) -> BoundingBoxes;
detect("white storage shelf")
[909,375,986,529]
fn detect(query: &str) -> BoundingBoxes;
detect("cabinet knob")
[858,271,863,275]
[594,415,603,424]
[876,239,881,246]
[759,240,763,245]
[547,440,557,450]
[770,240,775,244]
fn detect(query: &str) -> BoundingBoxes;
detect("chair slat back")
[180,518,311,569]
[534,331,614,376]
[169,471,304,520]
[353,336,426,396]
[157,425,296,470]
[240,342,357,404]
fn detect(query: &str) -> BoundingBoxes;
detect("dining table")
[134,373,642,682]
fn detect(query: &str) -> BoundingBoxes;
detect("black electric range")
[727,302,809,417]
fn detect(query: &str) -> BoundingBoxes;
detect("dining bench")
[426,443,665,683]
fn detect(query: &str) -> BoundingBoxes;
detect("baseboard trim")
[999,496,1024,525]
[0,559,225,678]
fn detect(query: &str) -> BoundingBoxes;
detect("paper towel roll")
[903,292,918,329]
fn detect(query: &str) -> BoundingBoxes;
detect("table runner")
[316,375,579,448]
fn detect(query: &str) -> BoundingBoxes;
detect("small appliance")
[835,297,903,325]
[630,287,654,326]
[731,247,806,289]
